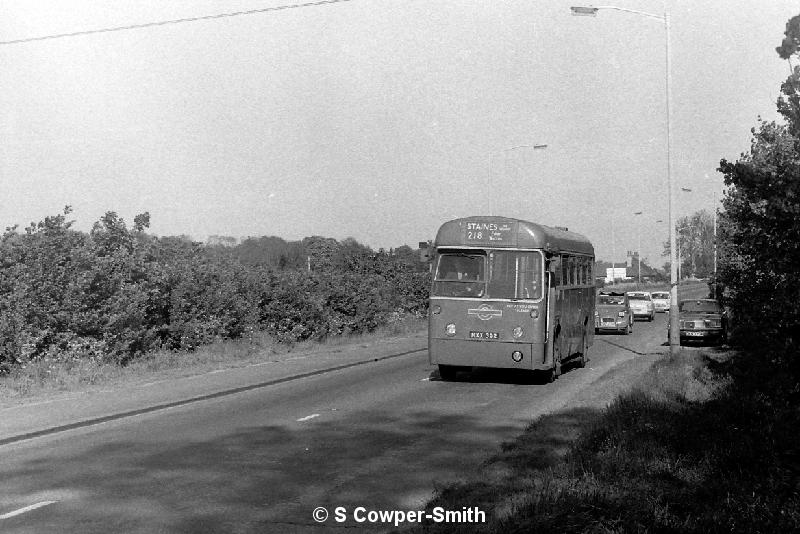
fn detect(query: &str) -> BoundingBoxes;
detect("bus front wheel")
[547,342,563,382]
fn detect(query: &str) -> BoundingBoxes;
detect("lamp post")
[487,144,548,214]
[570,4,678,357]
[633,211,642,284]
[611,217,616,285]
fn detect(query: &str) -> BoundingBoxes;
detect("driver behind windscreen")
[445,256,480,281]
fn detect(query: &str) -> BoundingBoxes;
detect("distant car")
[594,292,633,334]
[671,298,728,345]
[626,291,655,321]
[651,291,670,313]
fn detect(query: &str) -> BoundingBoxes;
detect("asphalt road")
[0,284,710,533]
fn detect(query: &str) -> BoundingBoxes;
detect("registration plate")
[470,331,499,340]
[684,331,704,337]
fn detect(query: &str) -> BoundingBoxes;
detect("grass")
[404,348,800,533]
[0,316,426,404]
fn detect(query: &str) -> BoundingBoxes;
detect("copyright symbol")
[312,507,328,523]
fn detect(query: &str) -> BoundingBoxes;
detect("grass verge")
[405,348,800,533]
[0,316,426,404]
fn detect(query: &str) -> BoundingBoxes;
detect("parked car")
[626,291,655,321]
[594,291,633,334]
[651,291,670,313]
[670,299,728,345]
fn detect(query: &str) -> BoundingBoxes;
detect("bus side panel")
[554,286,597,358]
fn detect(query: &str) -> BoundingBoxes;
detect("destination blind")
[463,221,516,245]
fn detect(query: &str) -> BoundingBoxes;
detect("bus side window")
[561,256,569,286]
[564,258,575,286]
[550,256,562,286]
[572,257,578,286]
[574,257,581,285]
[581,258,586,285]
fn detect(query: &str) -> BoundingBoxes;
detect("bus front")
[428,219,548,380]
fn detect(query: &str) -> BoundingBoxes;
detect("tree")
[662,210,715,279]
[710,12,800,357]
[776,15,800,136]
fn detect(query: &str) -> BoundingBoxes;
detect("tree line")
[0,208,430,372]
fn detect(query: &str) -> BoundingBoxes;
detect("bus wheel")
[551,343,563,381]
[438,364,459,381]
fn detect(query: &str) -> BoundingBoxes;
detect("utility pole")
[611,218,616,285]
[633,212,643,284]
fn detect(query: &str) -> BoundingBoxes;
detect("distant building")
[626,250,639,268]
[605,267,629,283]
[207,235,238,247]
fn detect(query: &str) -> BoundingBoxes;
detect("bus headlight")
[511,351,523,362]
[530,309,539,319]
[618,311,625,317]
[512,326,524,339]
[445,323,456,337]
[594,310,599,316]
[432,305,441,315]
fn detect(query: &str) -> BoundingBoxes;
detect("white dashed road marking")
[0,501,57,519]
[296,413,320,422]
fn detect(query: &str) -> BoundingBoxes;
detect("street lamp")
[487,144,548,214]
[570,4,678,357]
[633,211,642,284]
[610,216,616,285]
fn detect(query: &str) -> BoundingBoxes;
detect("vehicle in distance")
[594,291,633,334]
[672,298,728,345]
[651,291,670,313]
[626,291,655,321]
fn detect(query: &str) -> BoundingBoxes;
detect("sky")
[1,0,797,266]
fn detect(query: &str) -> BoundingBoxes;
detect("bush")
[0,207,430,370]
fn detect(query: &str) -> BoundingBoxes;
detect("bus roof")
[434,216,594,256]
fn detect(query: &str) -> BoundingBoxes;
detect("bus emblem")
[468,304,503,321]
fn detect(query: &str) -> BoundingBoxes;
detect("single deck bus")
[427,216,595,381]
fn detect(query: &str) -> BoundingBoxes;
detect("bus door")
[545,255,563,371]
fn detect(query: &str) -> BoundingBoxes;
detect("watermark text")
[312,506,485,527]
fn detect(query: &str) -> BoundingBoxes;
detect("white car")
[626,291,655,321]
[651,291,670,313]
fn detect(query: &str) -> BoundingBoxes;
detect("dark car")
[594,292,633,335]
[670,298,727,345]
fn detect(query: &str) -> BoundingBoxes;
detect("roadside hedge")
[0,207,430,371]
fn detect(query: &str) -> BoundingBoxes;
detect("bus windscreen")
[432,252,486,297]
[432,250,542,300]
